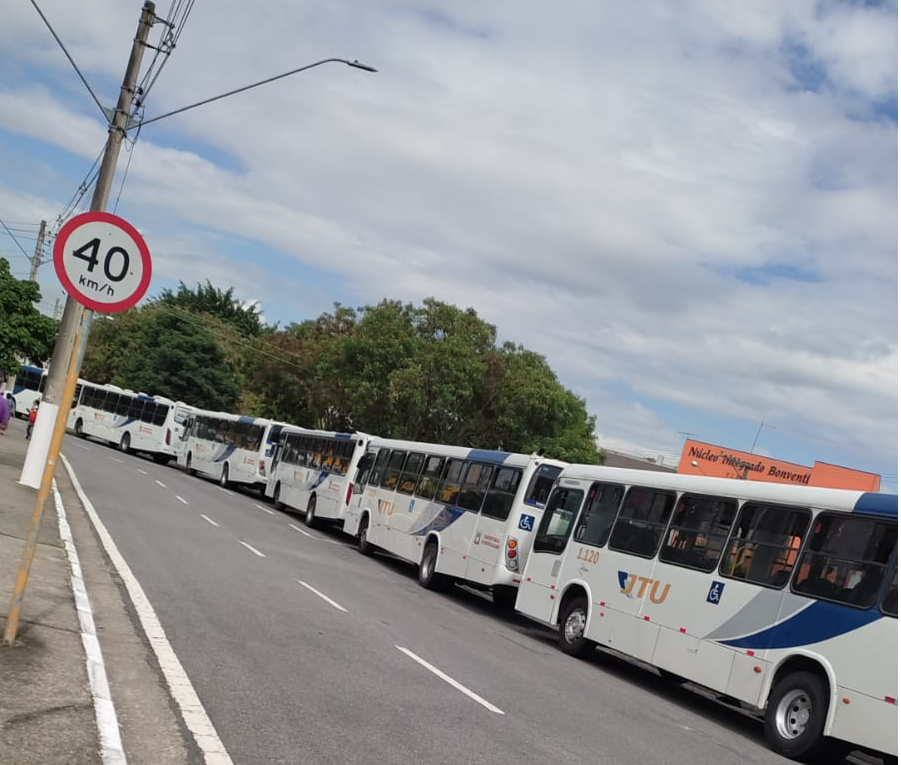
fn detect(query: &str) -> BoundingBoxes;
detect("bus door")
[516,483,586,623]
[463,463,513,586]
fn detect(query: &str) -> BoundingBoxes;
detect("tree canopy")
[0,258,58,375]
[80,289,603,463]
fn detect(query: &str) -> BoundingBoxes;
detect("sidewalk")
[0,417,200,764]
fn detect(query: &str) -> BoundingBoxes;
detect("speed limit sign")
[53,210,152,313]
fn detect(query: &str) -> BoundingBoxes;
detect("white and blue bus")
[68,381,194,465]
[266,427,371,527]
[177,409,288,491]
[9,364,47,418]
[342,438,566,607]
[517,465,897,763]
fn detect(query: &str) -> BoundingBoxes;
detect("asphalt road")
[62,435,862,765]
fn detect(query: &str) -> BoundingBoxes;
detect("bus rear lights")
[345,483,354,505]
[165,428,171,445]
[507,549,517,559]
[259,460,266,476]
[507,539,517,549]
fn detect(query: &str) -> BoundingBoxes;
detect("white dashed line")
[255,503,275,515]
[289,524,313,537]
[395,646,505,715]
[110,457,124,463]
[217,487,236,497]
[136,468,148,475]
[155,479,167,488]
[176,496,188,505]
[200,514,219,527]
[75,443,90,450]
[296,580,348,612]
[239,541,265,557]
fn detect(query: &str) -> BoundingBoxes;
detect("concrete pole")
[28,220,46,281]
[20,0,157,486]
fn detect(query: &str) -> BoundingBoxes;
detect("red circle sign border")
[53,210,152,313]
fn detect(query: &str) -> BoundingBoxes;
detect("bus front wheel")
[764,671,829,762]
[357,516,374,556]
[119,433,131,454]
[219,464,230,488]
[273,484,283,512]
[186,454,196,477]
[304,496,318,528]
[75,419,85,438]
[558,596,596,659]
[418,542,448,591]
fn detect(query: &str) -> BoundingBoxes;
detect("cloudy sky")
[1,1,897,488]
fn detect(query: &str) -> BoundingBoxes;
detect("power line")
[0,217,31,259]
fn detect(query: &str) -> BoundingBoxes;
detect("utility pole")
[20,0,157,490]
[28,220,46,281]
[8,1,157,645]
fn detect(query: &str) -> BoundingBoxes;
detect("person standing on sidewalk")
[0,392,8,434]
[25,399,38,439]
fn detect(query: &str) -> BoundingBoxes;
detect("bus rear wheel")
[418,542,448,591]
[186,454,196,477]
[764,671,829,762]
[273,484,283,512]
[304,496,318,528]
[119,433,131,454]
[357,516,374,556]
[558,596,596,658]
[219,464,230,488]
[75,419,85,438]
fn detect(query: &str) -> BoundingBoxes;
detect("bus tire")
[219,464,230,488]
[558,596,596,659]
[357,515,374,556]
[304,495,318,528]
[764,671,829,761]
[186,454,196,477]
[492,585,517,610]
[418,541,448,591]
[119,433,131,454]
[75,419,85,438]
[273,483,283,512]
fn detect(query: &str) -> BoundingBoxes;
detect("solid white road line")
[239,540,266,557]
[52,480,127,765]
[254,503,275,515]
[176,496,188,505]
[289,524,313,537]
[136,469,148,475]
[60,454,234,764]
[200,514,219,527]
[155,479,167,488]
[296,580,348,612]
[395,646,505,715]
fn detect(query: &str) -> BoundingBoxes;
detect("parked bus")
[266,427,370,527]
[342,438,566,607]
[517,465,897,763]
[9,364,47,418]
[69,381,194,464]
[177,409,288,491]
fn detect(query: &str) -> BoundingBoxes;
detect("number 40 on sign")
[53,210,152,314]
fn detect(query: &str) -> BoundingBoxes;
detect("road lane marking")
[200,514,219,527]
[239,541,265,557]
[136,468,148,475]
[75,443,90,450]
[60,454,235,764]
[217,487,236,497]
[289,524,313,537]
[176,496,188,505]
[155,479,167,488]
[296,580,348,612]
[395,646,505,715]
[255,503,275,515]
[110,457,124,463]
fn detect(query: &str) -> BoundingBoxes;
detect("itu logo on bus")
[618,570,671,604]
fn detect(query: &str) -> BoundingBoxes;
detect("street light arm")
[131,57,377,130]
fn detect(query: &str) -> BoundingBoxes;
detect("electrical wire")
[0,217,32,259]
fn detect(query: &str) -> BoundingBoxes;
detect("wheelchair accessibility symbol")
[518,513,535,532]
[707,581,725,604]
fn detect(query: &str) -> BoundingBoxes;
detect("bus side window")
[481,467,522,521]
[533,487,585,554]
[574,482,624,548]
[396,453,425,495]
[792,514,896,608]
[415,456,445,501]
[523,464,563,509]
[608,487,676,558]
[722,504,810,587]
[659,494,737,572]
[437,459,465,505]
[369,449,392,487]
[882,569,898,617]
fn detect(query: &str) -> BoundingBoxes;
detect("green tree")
[154,280,264,336]
[0,258,58,374]
[82,305,240,410]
